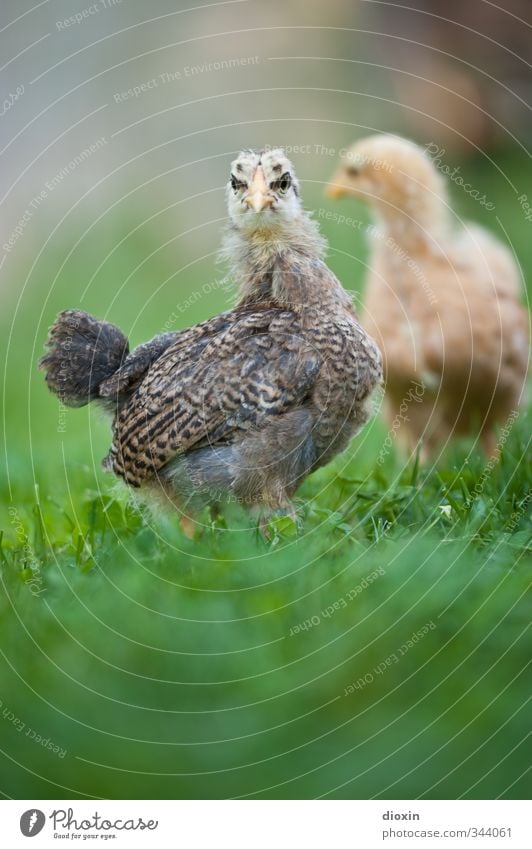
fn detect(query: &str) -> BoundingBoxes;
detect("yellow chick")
[327,134,529,458]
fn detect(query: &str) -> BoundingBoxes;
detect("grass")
[0,150,530,799]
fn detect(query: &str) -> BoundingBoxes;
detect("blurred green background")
[0,0,530,799]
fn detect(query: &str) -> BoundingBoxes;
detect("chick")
[40,148,382,534]
[327,135,529,457]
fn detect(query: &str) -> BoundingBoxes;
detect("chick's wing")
[105,307,321,485]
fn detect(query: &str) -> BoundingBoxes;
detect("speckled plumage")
[40,149,382,528]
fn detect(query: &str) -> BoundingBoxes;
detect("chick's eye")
[273,172,292,194]
[231,175,246,192]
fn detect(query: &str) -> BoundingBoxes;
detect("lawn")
[0,150,530,800]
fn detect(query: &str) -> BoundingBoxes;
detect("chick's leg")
[159,411,316,535]
[480,429,499,458]
[233,409,316,525]
[180,513,199,540]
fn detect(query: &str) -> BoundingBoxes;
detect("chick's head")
[227,148,302,233]
[327,135,448,233]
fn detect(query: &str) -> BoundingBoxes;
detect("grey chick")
[40,148,382,536]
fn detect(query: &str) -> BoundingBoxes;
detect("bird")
[40,148,382,536]
[326,134,529,458]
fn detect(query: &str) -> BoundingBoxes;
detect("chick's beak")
[325,170,349,199]
[244,166,274,213]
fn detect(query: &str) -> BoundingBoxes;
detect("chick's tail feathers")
[39,310,129,407]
